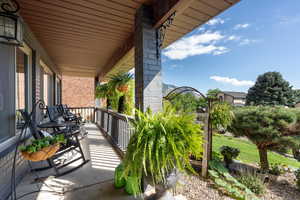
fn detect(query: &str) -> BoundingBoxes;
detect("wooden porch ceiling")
[19,0,239,78]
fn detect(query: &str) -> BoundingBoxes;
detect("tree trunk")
[258,148,269,172]
[292,148,300,161]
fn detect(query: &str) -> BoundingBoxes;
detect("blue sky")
[162,0,300,94]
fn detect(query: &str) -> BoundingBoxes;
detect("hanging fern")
[122,106,203,192]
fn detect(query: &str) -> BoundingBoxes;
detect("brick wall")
[62,76,95,107]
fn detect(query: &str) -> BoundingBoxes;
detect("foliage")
[213,134,300,169]
[125,176,140,195]
[114,164,126,188]
[19,134,66,153]
[210,102,234,130]
[122,106,203,192]
[228,106,300,171]
[209,160,260,200]
[167,92,205,113]
[95,83,111,99]
[220,146,240,167]
[295,169,300,190]
[95,74,134,115]
[294,89,300,104]
[246,72,296,106]
[122,80,134,115]
[207,88,221,98]
[237,172,265,195]
[109,72,133,89]
[268,163,284,176]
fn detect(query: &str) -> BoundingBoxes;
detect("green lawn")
[213,134,300,169]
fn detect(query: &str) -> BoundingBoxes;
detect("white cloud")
[239,39,258,45]
[234,23,250,30]
[227,35,240,41]
[163,31,229,60]
[206,18,225,26]
[210,76,254,87]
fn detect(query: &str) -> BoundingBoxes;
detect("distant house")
[295,101,300,108]
[217,91,247,106]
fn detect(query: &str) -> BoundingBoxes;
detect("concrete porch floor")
[15,124,138,200]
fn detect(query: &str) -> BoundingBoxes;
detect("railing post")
[93,107,95,123]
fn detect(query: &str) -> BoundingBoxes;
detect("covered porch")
[0,0,239,199]
[15,123,135,200]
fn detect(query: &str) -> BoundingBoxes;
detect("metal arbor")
[163,86,215,177]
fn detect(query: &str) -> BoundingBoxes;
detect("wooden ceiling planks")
[19,0,239,78]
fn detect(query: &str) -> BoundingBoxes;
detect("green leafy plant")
[210,102,234,130]
[209,160,261,200]
[295,168,300,190]
[237,172,265,195]
[109,72,133,92]
[268,163,284,176]
[122,106,203,193]
[114,163,126,188]
[95,83,111,99]
[220,146,240,168]
[19,134,66,153]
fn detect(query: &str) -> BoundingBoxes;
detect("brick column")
[135,5,162,113]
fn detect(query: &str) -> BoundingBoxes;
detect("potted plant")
[267,163,284,182]
[220,146,240,169]
[20,134,66,162]
[122,106,203,198]
[109,72,133,93]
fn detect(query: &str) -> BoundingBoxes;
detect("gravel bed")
[175,172,300,200]
[262,172,300,200]
[175,174,234,200]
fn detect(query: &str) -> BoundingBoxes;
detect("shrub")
[220,146,240,168]
[295,169,300,190]
[237,173,265,195]
[269,163,284,176]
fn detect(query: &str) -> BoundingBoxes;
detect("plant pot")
[21,143,60,162]
[144,169,179,200]
[117,85,128,93]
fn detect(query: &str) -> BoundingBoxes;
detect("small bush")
[295,169,300,190]
[237,173,265,195]
[269,163,284,176]
[220,146,240,167]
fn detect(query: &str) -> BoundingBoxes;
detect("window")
[40,60,53,106]
[0,45,15,142]
[16,45,32,130]
[55,78,62,104]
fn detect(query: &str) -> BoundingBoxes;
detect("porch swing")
[11,100,89,199]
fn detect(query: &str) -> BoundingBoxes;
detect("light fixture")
[0,0,23,45]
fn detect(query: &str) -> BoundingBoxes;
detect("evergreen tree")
[229,106,300,171]
[246,72,295,106]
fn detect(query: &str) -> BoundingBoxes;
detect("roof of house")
[220,91,247,99]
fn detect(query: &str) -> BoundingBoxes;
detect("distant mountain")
[163,83,177,96]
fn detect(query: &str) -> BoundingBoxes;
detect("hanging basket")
[117,85,129,93]
[21,143,60,162]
